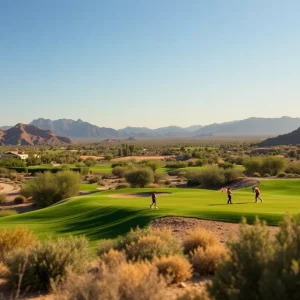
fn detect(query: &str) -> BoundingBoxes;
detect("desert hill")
[259,127,300,146]
[0,124,72,145]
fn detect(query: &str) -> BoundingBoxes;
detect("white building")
[0,151,29,160]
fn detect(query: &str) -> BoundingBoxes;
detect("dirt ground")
[150,216,279,243]
[112,156,170,162]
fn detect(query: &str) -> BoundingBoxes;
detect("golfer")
[150,192,158,209]
[253,187,263,203]
[227,187,233,204]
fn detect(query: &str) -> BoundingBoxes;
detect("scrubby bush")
[112,166,129,178]
[58,260,168,300]
[183,228,219,255]
[196,166,226,188]
[209,217,274,300]
[243,157,263,175]
[4,236,90,292]
[88,175,102,184]
[154,255,192,283]
[0,193,7,203]
[125,168,154,188]
[190,244,226,275]
[277,171,287,178]
[97,227,183,261]
[115,183,130,189]
[177,288,211,300]
[154,172,167,184]
[218,162,234,169]
[223,168,242,183]
[14,195,27,204]
[139,160,161,172]
[165,162,187,169]
[252,172,261,177]
[100,249,127,269]
[261,156,285,176]
[0,227,37,261]
[259,214,300,300]
[0,209,18,218]
[21,171,81,207]
[285,161,300,175]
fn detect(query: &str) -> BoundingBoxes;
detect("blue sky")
[1,0,300,129]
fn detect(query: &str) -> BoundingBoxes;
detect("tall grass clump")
[0,209,18,218]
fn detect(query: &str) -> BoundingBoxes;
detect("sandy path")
[0,183,16,194]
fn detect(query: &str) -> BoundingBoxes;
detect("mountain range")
[1,116,300,139]
[0,124,72,145]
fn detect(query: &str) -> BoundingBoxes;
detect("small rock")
[179,282,187,288]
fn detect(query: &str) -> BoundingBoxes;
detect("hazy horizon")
[1,1,300,128]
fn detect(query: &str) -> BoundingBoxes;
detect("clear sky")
[1,0,300,129]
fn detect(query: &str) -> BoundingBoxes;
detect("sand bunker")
[108,192,172,198]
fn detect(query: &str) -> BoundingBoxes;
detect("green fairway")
[90,163,112,174]
[80,183,99,191]
[1,179,300,248]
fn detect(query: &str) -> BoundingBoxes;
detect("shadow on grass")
[56,206,155,242]
[208,202,253,206]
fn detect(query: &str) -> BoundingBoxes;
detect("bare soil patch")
[150,216,279,244]
[80,155,105,160]
[108,192,172,198]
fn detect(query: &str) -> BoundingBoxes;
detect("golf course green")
[0,179,300,248]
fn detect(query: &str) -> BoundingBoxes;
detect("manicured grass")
[90,163,112,174]
[1,179,300,248]
[80,183,99,191]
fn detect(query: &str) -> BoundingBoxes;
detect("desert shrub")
[139,160,162,172]
[97,239,120,257]
[285,173,297,178]
[14,195,27,204]
[165,162,187,169]
[100,249,127,269]
[126,234,181,261]
[243,157,263,175]
[186,170,202,186]
[21,170,81,207]
[98,227,183,261]
[285,161,300,174]
[167,169,183,176]
[261,156,286,176]
[0,209,18,218]
[0,227,37,261]
[198,166,226,187]
[209,217,274,300]
[58,261,168,300]
[154,255,192,283]
[112,166,129,178]
[218,162,233,169]
[223,168,242,183]
[263,173,271,177]
[277,171,287,178]
[177,288,211,300]
[84,157,97,167]
[146,183,160,188]
[183,228,219,255]
[190,244,226,275]
[88,175,102,184]
[164,180,172,185]
[252,172,261,177]
[115,183,130,189]
[0,193,7,203]
[104,154,114,161]
[4,236,90,292]
[195,159,204,167]
[259,214,300,300]
[125,168,154,188]
[0,167,9,177]
[154,172,167,183]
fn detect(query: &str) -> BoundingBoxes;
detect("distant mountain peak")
[0,124,72,145]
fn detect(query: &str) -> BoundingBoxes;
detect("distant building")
[0,151,29,160]
[251,147,273,154]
